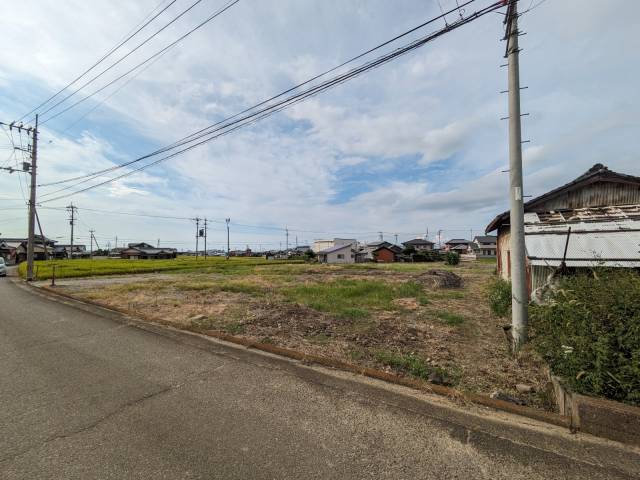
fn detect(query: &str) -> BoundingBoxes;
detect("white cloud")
[0,0,639,247]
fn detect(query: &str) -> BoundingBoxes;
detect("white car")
[0,257,6,277]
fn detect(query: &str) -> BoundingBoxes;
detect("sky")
[0,0,638,251]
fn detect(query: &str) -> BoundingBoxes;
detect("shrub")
[530,269,640,405]
[412,251,442,263]
[445,251,460,265]
[487,278,511,318]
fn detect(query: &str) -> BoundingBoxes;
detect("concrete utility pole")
[204,218,208,260]
[89,230,95,259]
[285,227,289,253]
[67,203,77,260]
[505,1,528,350]
[225,218,230,259]
[195,217,200,259]
[394,233,398,244]
[25,115,38,281]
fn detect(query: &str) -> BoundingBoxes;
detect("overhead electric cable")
[36,0,239,124]
[39,1,508,204]
[18,0,179,122]
[38,0,481,189]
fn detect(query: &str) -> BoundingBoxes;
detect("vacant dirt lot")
[47,260,550,408]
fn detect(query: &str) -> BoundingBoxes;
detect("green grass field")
[23,256,496,281]
[20,256,303,280]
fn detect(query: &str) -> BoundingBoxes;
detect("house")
[372,245,398,263]
[485,164,640,294]
[119,242,177,260]
[444,239,473,253]
[402,238,434,251]
[317,244,356,264]
[54,244,89,259]
[312,238,357,253]
[0,235,57,263]
[473,235,497,257]
[358,240,392,262]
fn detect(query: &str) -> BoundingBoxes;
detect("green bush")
[445,251,460,265]
[530,269,640,405]
[487,278,512,318]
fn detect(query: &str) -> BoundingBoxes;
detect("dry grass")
[55,260,550,408]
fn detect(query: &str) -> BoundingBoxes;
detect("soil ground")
[42,259,551,408]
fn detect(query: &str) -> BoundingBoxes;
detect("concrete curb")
[23,280,573,432]
[551,375,640,447]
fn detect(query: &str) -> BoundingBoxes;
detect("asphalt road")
[0,276,638,479]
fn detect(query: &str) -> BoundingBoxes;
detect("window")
[337,254,344,259]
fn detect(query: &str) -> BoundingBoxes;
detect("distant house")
[372,245,398,263]
[54,244,89,259]
[485,164,640,295]
[312,238,357,253]
[119,242,177,260]
[317,244,355,264]
[473,235,497,257]
[402,238,434,251]
[444,239,473,254]
[0,235,56,263]
[358,241,392,262]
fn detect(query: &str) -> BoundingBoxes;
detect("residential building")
[473,235,497,257]
[358,240,392,262]
[312,238,357,253]
[317,244,356,264]
[444,239,473,253]
[402,238,434,251]
[485,164,640,294]
[0,236,57,263]
[372,245,397,263]
[119,242,177,260]
[54,244,89,259]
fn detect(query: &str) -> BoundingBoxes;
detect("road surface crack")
[0,364,226,466]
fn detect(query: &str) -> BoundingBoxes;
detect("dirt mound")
[419,270,463,289]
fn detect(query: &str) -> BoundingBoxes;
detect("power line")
[17,0,179,122]
[36,0,240,125]
[38,0,480,190]
[38,0,506,202]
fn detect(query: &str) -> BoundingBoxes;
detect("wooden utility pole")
[505,1,528,350]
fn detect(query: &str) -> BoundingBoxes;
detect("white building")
[317,244,356,264]
[312,238,357,253]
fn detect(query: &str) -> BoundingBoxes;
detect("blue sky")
[1,0,638,250]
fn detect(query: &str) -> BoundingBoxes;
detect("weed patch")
[283,279,424,319]
[436,311,465,326]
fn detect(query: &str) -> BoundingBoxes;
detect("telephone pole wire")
[26,115,39,280]
[505,1,528,350]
